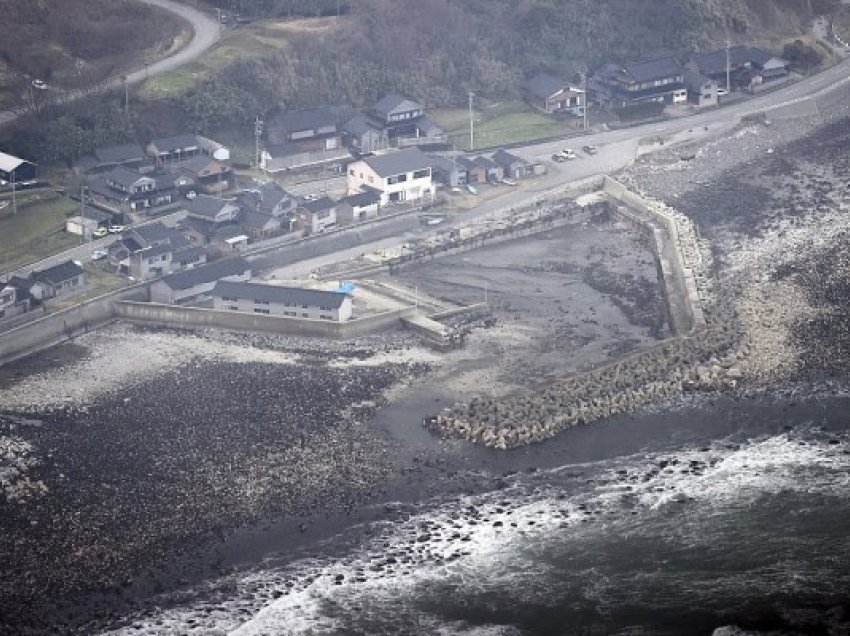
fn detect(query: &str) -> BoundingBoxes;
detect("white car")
[716,88,728,96]
[31,79,48,90]
[560,148,577,160]
[107,225,126,234]
[91,249,108,261]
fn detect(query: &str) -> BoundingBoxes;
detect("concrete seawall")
[0,285,149,368]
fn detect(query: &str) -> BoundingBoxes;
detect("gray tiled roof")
[213,280,348,309]
[361,148,431,177]
[162,258,251,290]
[94,143,145,164]
[269,107,337,135]
[32,260,84,285]
[523,72,569,99]
[133,222,181,245]
[372,94,422,119]
[105,166,151,189]
[148,134,202,153]
[690,46,783,76]
[343,190,380,207]
[492,149,526,167]
[185,194,235,218]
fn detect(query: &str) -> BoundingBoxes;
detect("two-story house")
[0,280,31,323]
[184,194,241,226]
[118,222,206,280]
[261,107,349,172]
[591,56,686,111]
[298,196,338,234]
[28,260,86,300]
[522,73,586,116]
[88,166,175,212]
[687,46,789,91]
[343,94,447,153]
[346,147,434,206]
[212,280,353,322]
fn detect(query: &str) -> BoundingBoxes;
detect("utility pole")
[10,170,16,216]
[80,184,85,244]
[580,71,588,131]
[254,115,264,171]
[122,75,129,113]
[468,91,475,151]
[725,39,731,94]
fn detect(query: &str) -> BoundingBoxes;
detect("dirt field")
[383,216,667,393]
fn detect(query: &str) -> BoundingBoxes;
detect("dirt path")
[0,0,220,127]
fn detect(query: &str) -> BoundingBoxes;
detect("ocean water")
[99,423,850,636]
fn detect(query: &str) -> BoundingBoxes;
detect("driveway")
[0,0,220,127]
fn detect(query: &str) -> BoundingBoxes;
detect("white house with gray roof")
[150,257,251,304]
[183,194,240,225]
[346,147,434,206]
[212,280,353,322]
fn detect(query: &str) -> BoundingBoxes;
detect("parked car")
[185,190,197,200]
[560,148,577,160]
[90,249,108,261]
[501,178,518,186]
[107,225,126,234]
[93,227,109,238]
[31,79,47,90]
[716,87,728,96]
[582,145,599,155]
[551,153,566,163]
[466,184,478,195]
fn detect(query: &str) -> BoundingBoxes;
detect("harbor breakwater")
[425,178,751,449]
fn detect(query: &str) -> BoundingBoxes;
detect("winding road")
[0,0,220,128]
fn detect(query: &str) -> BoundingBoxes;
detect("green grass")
[431,100,581,151]
[0,190,80,272]
[47,268,128,310]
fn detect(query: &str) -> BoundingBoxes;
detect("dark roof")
[597,57,683,84]
[269,107,337,135]
[343,113,383,136]
[212,280,348,309]
[160,257,251,291]
[523,72,570,99]
[87,176,128,200]
[683,71,715,91]
[238,209,279,230]
[173,245,206,265]
[301,196,336,213]
[33,260,84,285]
[173,154,222,174]
[361,148,431,177]
[73,206,113,223]
[133,222,181,245]
[94,143,145,164]
[372,94,422,118]
[342,190,381,207]
[185,194,235,219]
[690,46,783,76]
[139,242,175,259]
[471,155,498,170]
[105,166,151,188]
[237,181,293,215]
[148,134,202,153]
[492,149,526,167]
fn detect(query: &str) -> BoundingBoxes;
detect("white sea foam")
[98,430,850,636]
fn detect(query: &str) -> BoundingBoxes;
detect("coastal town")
[2,1,850,634]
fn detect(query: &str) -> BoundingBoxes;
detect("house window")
[254,299,269,305]
[302,312,309,318]
[302,304,308,309]
[387,174,407,185]
[227,305,238,311]
[349,169,355,176]
[254,308,269,314]
[413,169,429,180]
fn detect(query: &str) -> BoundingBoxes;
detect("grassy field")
[47,268,128,311]
[0,190,80,272]
[431,101,582,151]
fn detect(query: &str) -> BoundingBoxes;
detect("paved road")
[0,0,220,127]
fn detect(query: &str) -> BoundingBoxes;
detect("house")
[172,155,233,193]
[88,167,175,212]
[183,194,240,226]
[346,147,435,205]
[65,206,114,239]
[462,155,503,183]
[0,150,37,184]
[491,149,530,179]
[212,280,353,322]
[75,143,147,174]
[687,46,789,91]
[343,113,389,154]
[522,73,586,115]
[235,181,296,218]
[237,209,283,239]
[429,155,467,187]
[337,190,381,223]
[146,133,230,167]
[0,280,31,323]
[298,196,338,234]
[119,222,206,280]
[29,260,86,300]
[684,71,719,107]
[149,256,251,304]
[343,94,447,152]
[261,107,349,172]
[591,56,686,111]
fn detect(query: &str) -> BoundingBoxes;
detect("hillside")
[0,0,185,97]
[0,0,839,165]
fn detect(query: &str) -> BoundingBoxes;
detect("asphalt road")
[0,0,220,128]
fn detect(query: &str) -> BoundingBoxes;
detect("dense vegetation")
[0,0,838,165]
[0,0,182,88]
